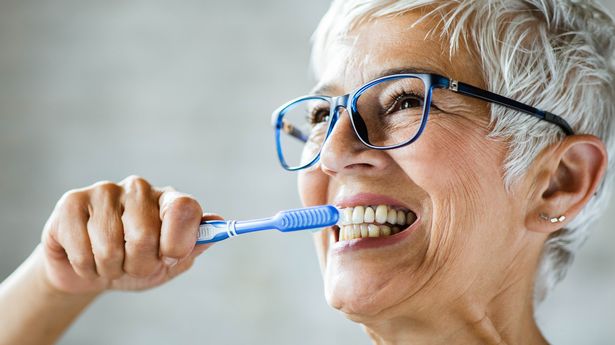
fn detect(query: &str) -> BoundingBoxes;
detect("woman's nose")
[319,108,386,176]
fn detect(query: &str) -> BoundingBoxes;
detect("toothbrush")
[196,205,339,244]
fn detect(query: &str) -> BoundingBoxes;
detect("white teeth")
[368,224,380,237]
[342,208,353,225]
[360,224,369,238]
[375,205,388,224]
[352,224,361,239]
[387,209,397,225]
[352,206,365,224]
[381,225,391,236]
[336,205,418,242]
[364,206,375,223]
[397,210,406,225]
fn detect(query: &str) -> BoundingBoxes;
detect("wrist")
[32,244,102,304]
[0,245,100,345]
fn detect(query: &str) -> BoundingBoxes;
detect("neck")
[359,276,548,345]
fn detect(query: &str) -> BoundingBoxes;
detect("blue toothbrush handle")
[196,205,339,244]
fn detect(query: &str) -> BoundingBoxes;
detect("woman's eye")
[309,108,329,125]
[396,94,423,111]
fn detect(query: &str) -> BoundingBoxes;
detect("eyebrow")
[310,66,447,96]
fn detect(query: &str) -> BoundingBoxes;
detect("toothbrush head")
[275,205,339,232]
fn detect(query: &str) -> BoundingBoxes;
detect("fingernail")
[162,256,178,267]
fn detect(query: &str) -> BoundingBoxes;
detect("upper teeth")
[337,205,417,241]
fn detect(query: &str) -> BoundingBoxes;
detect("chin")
[324,270,395,320]
[321,243,424,321]
[308,193,436,321]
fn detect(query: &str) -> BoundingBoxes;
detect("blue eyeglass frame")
[272,73,575,171]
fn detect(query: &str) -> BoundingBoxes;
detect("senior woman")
[1,0,614,344]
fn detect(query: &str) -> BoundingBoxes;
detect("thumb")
[165,213,225,279]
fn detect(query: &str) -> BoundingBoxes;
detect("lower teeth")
[338,223,405,241]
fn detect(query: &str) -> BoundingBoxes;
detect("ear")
[525,135,607,234]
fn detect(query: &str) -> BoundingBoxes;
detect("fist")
[40,176,217,294]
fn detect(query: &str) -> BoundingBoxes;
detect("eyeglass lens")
[277,76,427,169]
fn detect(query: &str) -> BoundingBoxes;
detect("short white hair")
[311,0,615,304]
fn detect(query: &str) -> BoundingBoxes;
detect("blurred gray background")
[0,1,613,344]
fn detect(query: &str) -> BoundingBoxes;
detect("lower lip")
[330,217,421,254]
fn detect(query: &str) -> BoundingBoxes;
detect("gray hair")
[311,0,615,305]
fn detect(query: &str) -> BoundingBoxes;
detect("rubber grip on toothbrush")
[196,205,339,244]
[196,220,235,243]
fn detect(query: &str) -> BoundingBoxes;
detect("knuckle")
[58,189,88,210]
[92,180,115,189]
[95,245,123,263]
[127,233,158,252]
[93,181,122,195]
[123,175,151,194]
[69,254,94,270]
[42,212,59,239]
[167,196,202,219]
[104,269,124,280]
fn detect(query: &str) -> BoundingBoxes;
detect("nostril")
[320,165,338,176]
[345,163,375,170]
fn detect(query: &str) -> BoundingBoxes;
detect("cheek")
[401,116,506,217]
[297,167,329,206]
[312,230,331,275]
[395,119,510,276]
[299,168,332,277]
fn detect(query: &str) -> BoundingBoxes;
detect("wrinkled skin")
[300,11,606,345]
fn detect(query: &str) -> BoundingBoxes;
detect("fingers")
[120,176,163,277]
[42,175,211,294]
[87,182,125,280]
[52,190,98,280]
[201,213,224,222]
[164,214,223,278]
[158,190,203,266]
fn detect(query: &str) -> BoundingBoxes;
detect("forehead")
[313,10,484,95]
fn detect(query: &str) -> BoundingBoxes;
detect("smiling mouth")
[333,205,418,241]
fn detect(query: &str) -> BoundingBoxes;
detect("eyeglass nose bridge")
[330,94,350,113]
[323,93,370,148]
[325,93,353,135]
[321,93,350,136]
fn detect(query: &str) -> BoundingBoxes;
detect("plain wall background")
[0,1,613,344]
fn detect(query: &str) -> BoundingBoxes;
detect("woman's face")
[300,12,535,321]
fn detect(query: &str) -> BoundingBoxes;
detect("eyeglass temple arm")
[281,119,308,143]
[438,76,574,136]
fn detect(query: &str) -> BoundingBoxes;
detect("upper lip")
[332,192,416,213]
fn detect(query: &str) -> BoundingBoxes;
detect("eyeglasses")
[271,73,574,171]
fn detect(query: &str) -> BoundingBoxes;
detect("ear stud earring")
[539,213,566,223]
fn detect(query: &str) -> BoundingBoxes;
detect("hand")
[40,176,218,295]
